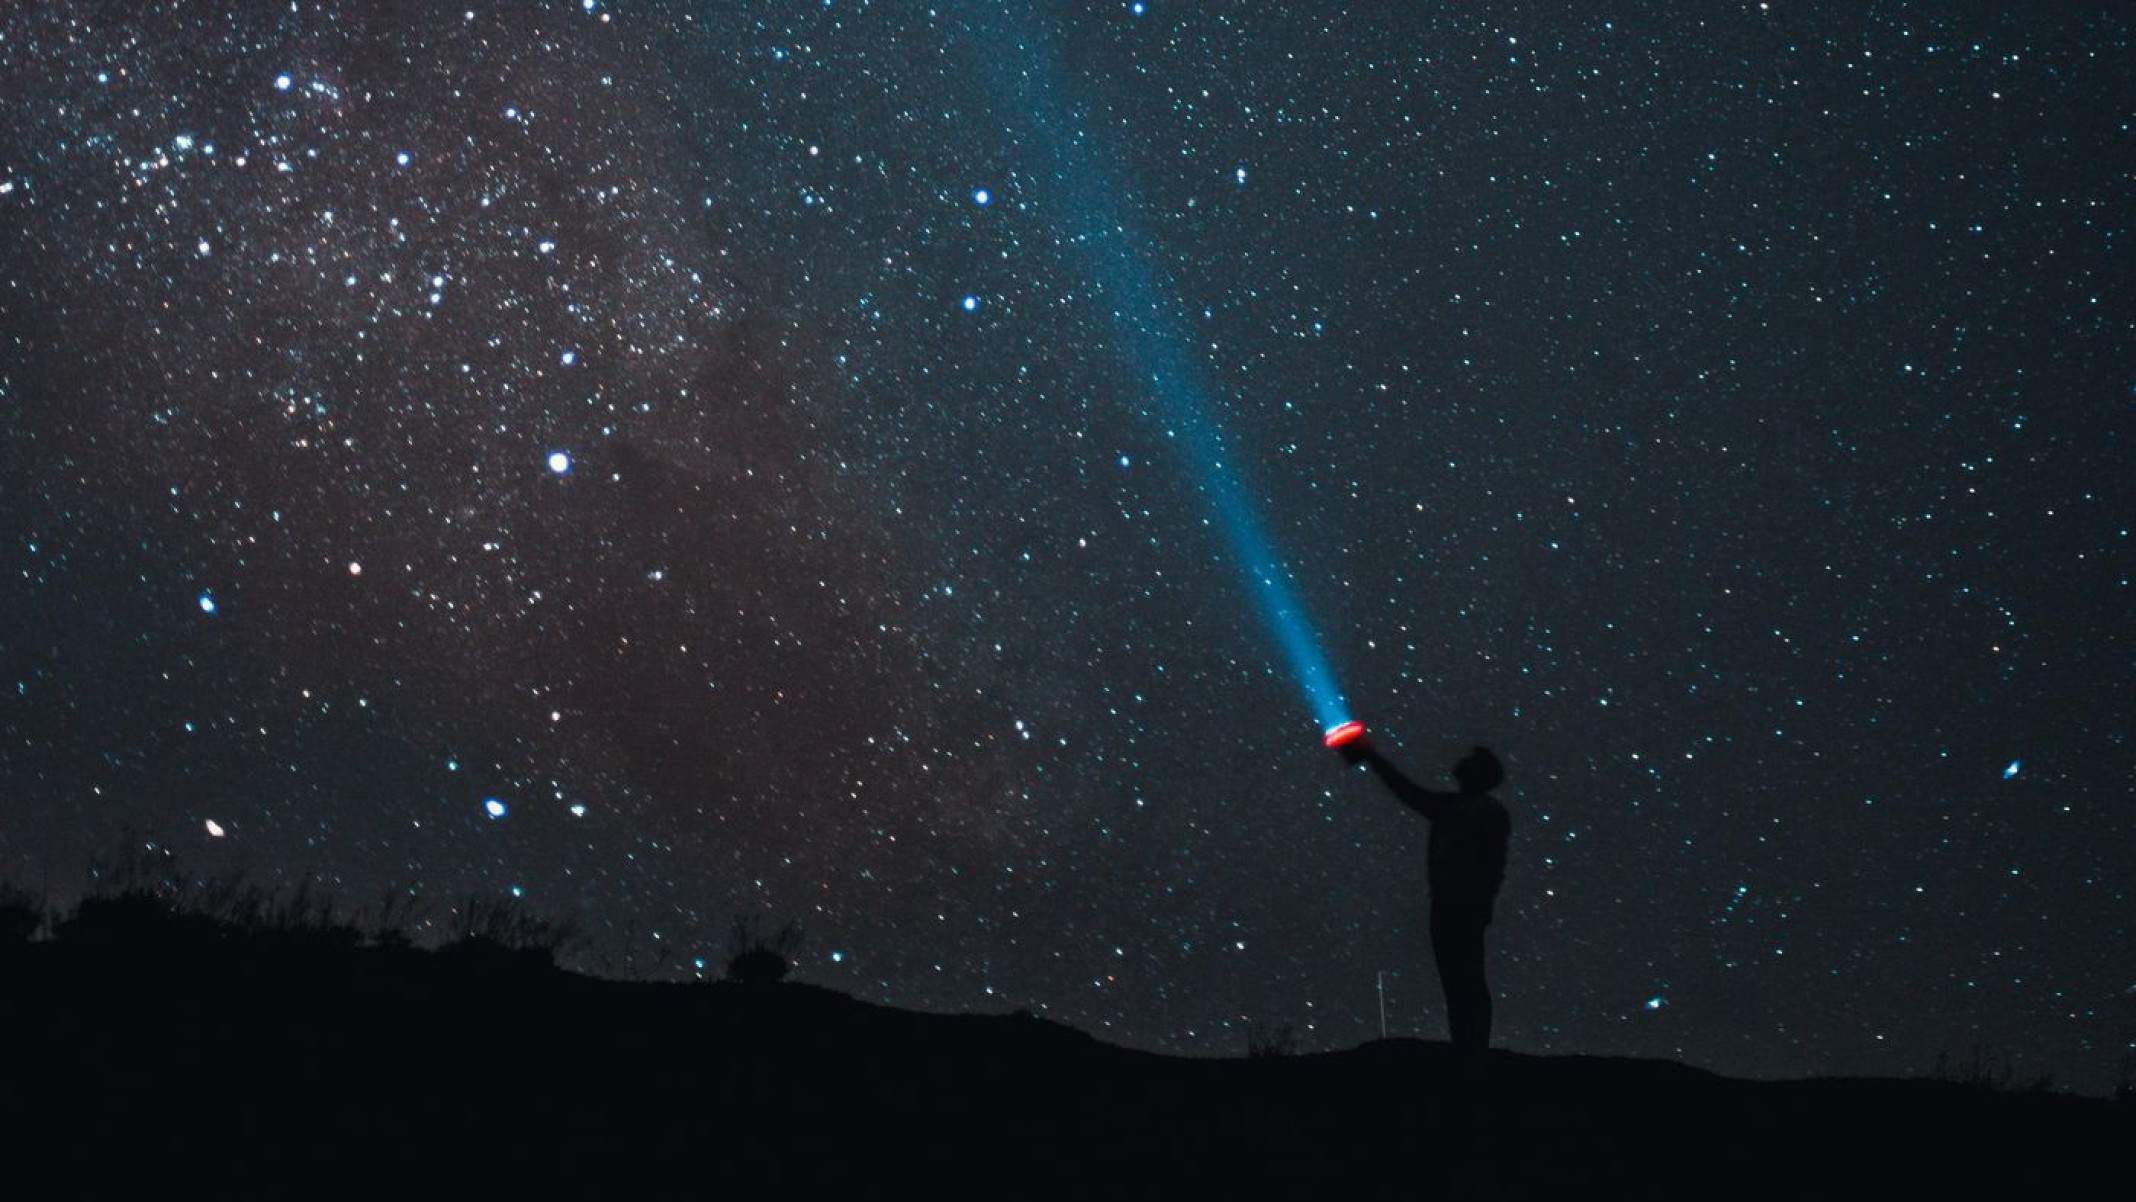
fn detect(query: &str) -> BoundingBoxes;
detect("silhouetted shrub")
[59,843,368,954]
[51,839,444,961]
[588,915,657,980]
[1933,1043,2028,1092]
[247,876,365,953]
[1247,1020,1297,1059]
[436,893,577,972]
[366,887,429,950]
[0,884,43,942]
[56,890,226,948]
[725,916,802,984]
[85,833,179,896]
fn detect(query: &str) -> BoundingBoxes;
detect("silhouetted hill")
[0,926,2123,1198]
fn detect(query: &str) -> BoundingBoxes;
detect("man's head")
[1453,746,1504,794]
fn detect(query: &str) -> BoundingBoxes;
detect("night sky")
[3,2,2129,1093]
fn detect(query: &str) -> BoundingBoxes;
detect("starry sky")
[2,2,2129,1092]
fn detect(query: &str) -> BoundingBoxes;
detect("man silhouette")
[1338,739,1510,1056]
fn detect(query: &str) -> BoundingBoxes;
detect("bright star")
[484,798,508,819]
[274,74,292,91]
[197,592,217,614]
[2002,760,2020,780]
[205,819,226,838]
[547,451,572,475]
[961,294,980,312]
[972,187,991,206]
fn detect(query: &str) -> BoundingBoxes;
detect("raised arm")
[1350,743,1458,823]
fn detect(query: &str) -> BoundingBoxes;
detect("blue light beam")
[975,14,1349,731]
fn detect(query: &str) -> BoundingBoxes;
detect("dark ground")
[1,925,2124,1199]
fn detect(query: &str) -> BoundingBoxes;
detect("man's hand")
[1337,739,1370,767]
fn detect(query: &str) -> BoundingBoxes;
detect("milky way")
[2,3,2128,1092]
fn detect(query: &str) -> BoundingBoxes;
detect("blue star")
[197,592,217,614]
[972,187,991,206]
[484,798,508,819]
[2002,759,2021,780]
[961,294,980,312]
[547,451,572,475]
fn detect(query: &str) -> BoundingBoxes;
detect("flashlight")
[1322,720,1364,749]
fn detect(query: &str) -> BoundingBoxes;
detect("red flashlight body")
[1323,720,1364,748]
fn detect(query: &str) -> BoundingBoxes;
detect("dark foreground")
[1,942,2123,1199]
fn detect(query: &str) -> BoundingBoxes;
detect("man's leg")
[1432,908,1491,1053]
